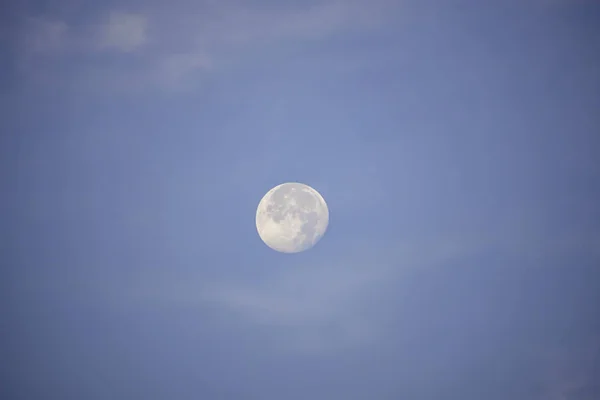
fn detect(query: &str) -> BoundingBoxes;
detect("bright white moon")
[256,182,329,253]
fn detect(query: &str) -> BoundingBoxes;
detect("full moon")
[256,182,329,253]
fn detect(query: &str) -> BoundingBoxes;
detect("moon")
[256,182,329,253]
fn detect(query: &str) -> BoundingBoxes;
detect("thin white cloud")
[93,222,598,354]
[154,52,212,90]
[153,261,388,352]
[197,0,388,46]
[21,17,68,55]
[119,236,480,353]
[16,0,596,93]
[538,335,600,399]
[16,1,393,92]
[97,12,148,52]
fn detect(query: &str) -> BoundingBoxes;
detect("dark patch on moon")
[268,183,318,223]
[300,211,318,244]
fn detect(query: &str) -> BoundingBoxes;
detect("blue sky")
[1,0,599,399]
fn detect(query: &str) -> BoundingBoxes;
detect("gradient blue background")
[2,1,599,398]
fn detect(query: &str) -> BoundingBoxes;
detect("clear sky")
[2,1,599,399]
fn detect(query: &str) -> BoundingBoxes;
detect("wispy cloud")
[14,0,596,93]
[113,228,600,354]
[194,0,388,46]
[538,335,600,399]
[167,270,385,353]
[21,17,68,55]
[153,52,213,90]
[15,1,392,92]
[97,12,148,53]
[202,261,386,350]
[119,236,481,353]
